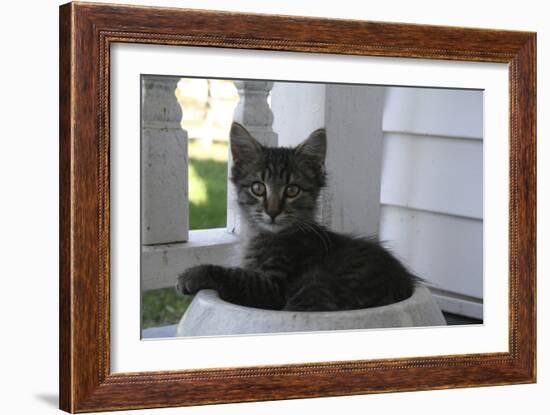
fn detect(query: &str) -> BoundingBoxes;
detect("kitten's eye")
[285,184,301,198]
[251,181,266,196]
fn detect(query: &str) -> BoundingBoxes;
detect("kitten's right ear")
[230,122,262,164]
[295,128,327,167]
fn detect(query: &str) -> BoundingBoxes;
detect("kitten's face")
[230,123,326,234]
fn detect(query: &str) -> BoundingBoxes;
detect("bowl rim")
[189,283,432,317]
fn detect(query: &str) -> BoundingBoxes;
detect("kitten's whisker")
[305,220,331,255]
[289,216,330,256]
[302,222,330,256]
[288,217,307,234]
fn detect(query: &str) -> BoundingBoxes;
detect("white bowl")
[176,285,446,337]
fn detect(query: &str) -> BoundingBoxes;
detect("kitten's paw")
[175,265,215,295]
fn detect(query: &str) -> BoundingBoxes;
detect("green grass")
[141,288,194,329]
[188,138,228,230]
[142,138,229,329]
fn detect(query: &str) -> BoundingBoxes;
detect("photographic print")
[140,77,483,339]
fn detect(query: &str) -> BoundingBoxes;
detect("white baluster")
[233,81,278,146]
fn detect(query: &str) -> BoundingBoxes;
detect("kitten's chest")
[244,233,323,274]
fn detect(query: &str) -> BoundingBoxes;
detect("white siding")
[379,205,483,298]
[381,133,483,219]
[383,87,483,139]
[380,86,483,319]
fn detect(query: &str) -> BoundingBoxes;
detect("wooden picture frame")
[59,2,536,412]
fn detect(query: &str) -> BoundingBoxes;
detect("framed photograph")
[59,2,536,412]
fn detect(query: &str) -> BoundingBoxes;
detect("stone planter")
[176,285,446,337]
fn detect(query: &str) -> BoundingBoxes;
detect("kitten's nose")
[267,211,279,223]
[265,198,282,223]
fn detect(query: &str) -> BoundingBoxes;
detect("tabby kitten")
[176,123,417,311]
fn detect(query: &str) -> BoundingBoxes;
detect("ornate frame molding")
[60,2,536,412]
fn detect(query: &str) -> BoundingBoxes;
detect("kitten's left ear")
[295,128,327,168]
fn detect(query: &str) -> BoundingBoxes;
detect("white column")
[321,84,384,237]
[271,82,384,237]
[141,75,189,245]
[271,83,326,146]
